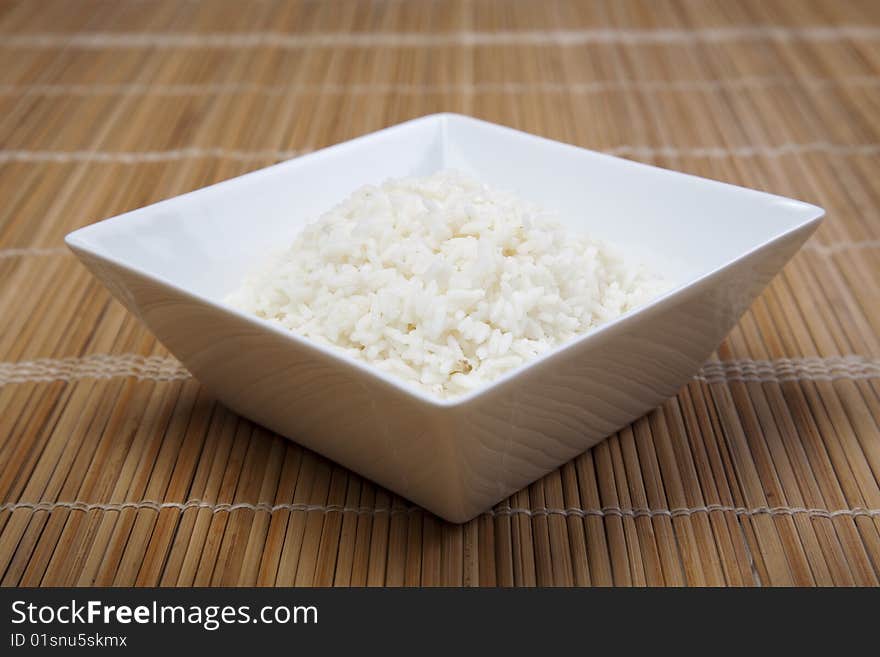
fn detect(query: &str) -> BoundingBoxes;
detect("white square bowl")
[66,113,824,522]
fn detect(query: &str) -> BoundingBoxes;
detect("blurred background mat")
[1,0,879,586]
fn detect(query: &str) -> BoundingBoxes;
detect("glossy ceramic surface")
[66,114,824,522]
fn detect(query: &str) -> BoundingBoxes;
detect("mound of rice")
[226,170,668,398]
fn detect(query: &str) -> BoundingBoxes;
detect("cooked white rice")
[226,170,668,398]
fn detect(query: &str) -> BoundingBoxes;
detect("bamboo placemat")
[1,0,879,586]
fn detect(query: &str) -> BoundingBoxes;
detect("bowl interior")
[442,116,822,283]
[66,112,823,309]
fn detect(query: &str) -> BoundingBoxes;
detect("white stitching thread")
[1,354,878,386]
[0,147,305,164]
[0,247,69,260]
[695,355,880,384]
[4,27,880,49]
[0,354,190,384]
[1,75,879,97]
[1,499,878,520]
[1,142,876,164]
[803,239,880,256]
[603,142,880,157]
